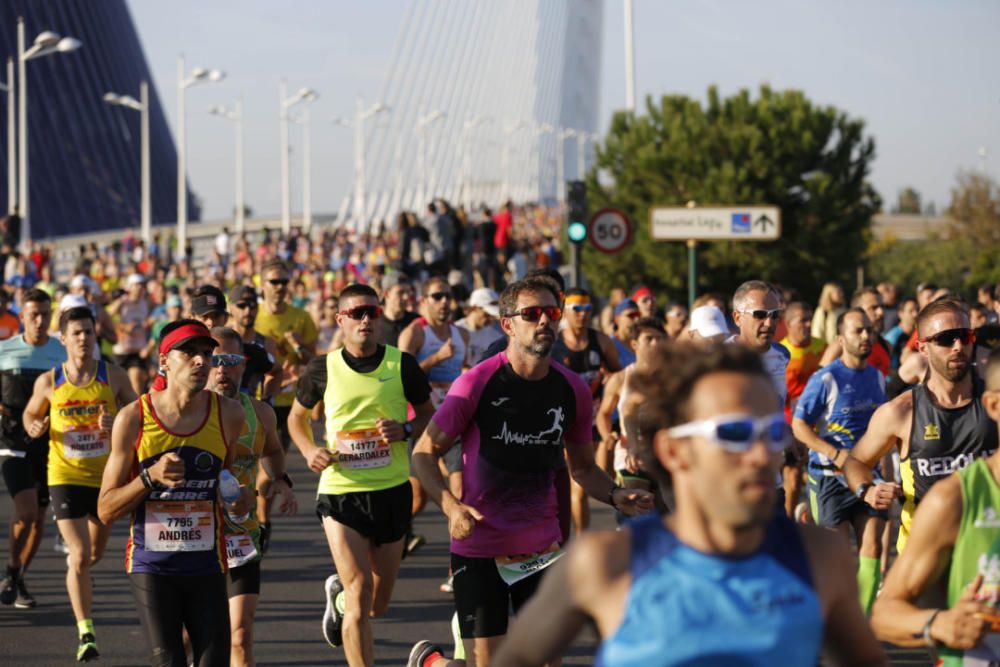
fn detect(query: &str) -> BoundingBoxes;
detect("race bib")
[225,533,259,569]
[144,500,214,552]
[495,545,564,586]
[334,428,391,470]
[63,428,109,459]
[430,382,451,409]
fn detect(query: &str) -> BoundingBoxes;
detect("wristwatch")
[608,484,622,508]
[855,482,871,501]
[278,472,294,489]
[402,422,414,439]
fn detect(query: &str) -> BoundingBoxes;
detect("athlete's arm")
[254,399,297,515]
[97,307,118,344]
[458,327,471,369]
[219,395,254,516]
[398,322,436,373]
[791,417,844,464]
[597,331,622,373]
[899,352,928,385]
[843,396,906,509]
[288,398,331,473]
[801,525,889,665]
[108,362,139,407]
[596,371,624,442]
[22,371,52,438]
[871,475,990,650]
[565,434,654,515]
[98,401,183,523]
[413,421,482,539]
[819,340,842,367]
[261,336,283,402]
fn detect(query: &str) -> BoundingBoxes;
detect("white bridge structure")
[339,0,604,228]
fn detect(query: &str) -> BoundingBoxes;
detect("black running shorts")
[1,442,49,506]
[450,552,547,639]
[315,481,412,546]
[50,484,99,520]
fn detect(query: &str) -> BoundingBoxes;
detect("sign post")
[649,205,781,309]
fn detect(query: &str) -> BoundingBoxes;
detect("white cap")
[70,274,90,290]
[468,287,500,318]
[59,293,89,313]
[126,273,145,287]
[689,305,729,338]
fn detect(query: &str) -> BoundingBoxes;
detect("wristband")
[402,422,414,439]
[608,484,622,508]
[855,482,871,501]
[139,467,155,490]
[279,472,294,489]
[921,608,942,647]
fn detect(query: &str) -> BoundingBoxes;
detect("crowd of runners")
[2,201,1000,666]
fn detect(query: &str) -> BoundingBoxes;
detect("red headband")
[632,286,654,301]
[158,323,215,356]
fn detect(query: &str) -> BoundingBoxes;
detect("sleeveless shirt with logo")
[321,345,409,495]
[898,377,999,552]
[126,392,228,576]
[222,393,264,569]
[48,360,117,488]
[415,319,465,408]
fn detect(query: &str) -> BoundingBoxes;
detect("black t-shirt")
[374,311,419,347]
[296,345,431,409]
[241,337,275,395]
[478,335,510,365]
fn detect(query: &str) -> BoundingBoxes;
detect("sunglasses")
[570,304,593,313]
[234,301,257,310]
[667,412,790,454]
[620,311,640,320]
[506,306,562,322]
[268,279,289,286]
[921,328,975,347]
[340,305,383,321]
[739,308,783,321]
[211,353,246,368]
[427,292,450,301]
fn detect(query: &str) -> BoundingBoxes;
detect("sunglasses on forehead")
[505,306,563,322]
[339,305,382,321]
[211,353,245,368]
[920,328,975,347]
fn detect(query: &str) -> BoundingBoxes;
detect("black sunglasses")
[234,301,257,310]
[268,279,290,286]
[427,292,450,301]
[921,328,975,347]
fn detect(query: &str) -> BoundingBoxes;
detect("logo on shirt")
[924,423,941,441]
[493,407,564,446]
[194,451,214,473]
[378,376,392,383]
[975,507,1000,529]
[490,397,510,407]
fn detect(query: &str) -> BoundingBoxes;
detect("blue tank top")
[595,512,823,667]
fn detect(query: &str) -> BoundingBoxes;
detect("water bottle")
[218,470,249,524]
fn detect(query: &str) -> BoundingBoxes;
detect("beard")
[929,350,970,382]
[518,329,555,358]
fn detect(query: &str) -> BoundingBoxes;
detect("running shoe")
[0,568,16,605]
[439,573,454,594]
[406,532,426,557]
[76,633,99,662]
[407,640,445,667]
[322,574,344,647]
[15,577,35,608]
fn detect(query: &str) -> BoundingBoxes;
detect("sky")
[128,0,1000,220]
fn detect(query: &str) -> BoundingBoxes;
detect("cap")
[190,285,227,315]
[158,321,218,355]
[59,293,90,313]
[689,305,729,338]
[228,284,258,306]
[70,274,96,292]
[632,286,654,302]
[166,295,183,309]
[126,273,146,287]
[468,288,500,318]
[613,299,639,317]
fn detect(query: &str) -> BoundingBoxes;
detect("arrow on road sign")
[754,214,775,232]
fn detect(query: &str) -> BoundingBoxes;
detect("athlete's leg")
[181,574,231,667]
[88,515,111,566]
[58,516,94,622]
[228,593,258,667]
[323,516,376,666]
[130,572,187,667]
[7,488,38,570]
[854,513,885,615]
[567,449,590,534]
[369,536,405,617]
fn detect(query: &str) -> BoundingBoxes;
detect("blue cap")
[614,299,638,317]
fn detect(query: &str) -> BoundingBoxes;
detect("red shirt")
[868,339,890,376]
[493,209,512,249]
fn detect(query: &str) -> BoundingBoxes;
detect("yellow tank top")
[225,393,263,535]
[320,346,409,494]
[48,360,117,488]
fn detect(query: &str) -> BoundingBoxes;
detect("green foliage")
[865,235,970,293]
[892,187,922,214]
[580,85,881,303]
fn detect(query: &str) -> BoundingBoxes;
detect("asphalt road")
[0,449,935,666]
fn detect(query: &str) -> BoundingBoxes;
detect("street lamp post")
[209,98,244,235]
[462,115,493,210]
[351,97,390,233]
[103,81,151,244]
[533,123,555,201]
[17,18,81,246]
[415,110,445,209]
[177,55,224,257]
[279,81,317,235]
[0,58,15,214]
[502,120,530,204]
[556,127,576,202]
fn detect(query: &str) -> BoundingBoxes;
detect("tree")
[580,85,881,303]
[946,171,1000,288]
[892,187,922,214]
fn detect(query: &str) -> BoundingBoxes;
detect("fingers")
[467,505,484,522]
[961,574,985,601]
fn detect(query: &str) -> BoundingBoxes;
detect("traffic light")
[567,180,587,244]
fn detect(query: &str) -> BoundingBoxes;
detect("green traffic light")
[568,221,587,243]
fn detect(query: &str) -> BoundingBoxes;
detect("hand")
[623,451,639,475]
[272,479,298,515]
[98,405,114,432]
[601,432,620,451]
[446,500,483,540]
[376,418,405,444]
[931,575,990,649]
[149,451,186,488]
[613,487,655,516]
[304,446,333,473]
[863,481,902,510]
[436,337,455,363]
[25,415,49,439]
[230,486,254,517]
[283,331,303,348]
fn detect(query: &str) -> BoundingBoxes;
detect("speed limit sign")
[588,208,632,254]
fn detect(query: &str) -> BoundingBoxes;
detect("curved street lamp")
[104,82,151,244]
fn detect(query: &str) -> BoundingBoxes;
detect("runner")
[189,284,230,329]
[455,288,504,366]
[610,299,639,367]
[729,280,789,403]
[22,305,137,661]
[844,299,999,553]
[227,284,281,402]
[552,287,621,532]
[373,274,418,347]
[408,276,653,667]
[206,326,297,667]
[792,308,887,615]
[819,287,891,376]
[488,343,888,667]
[97,319,250,667]
[686,304,728,344]
[0,289,66,609]
[108,273,152,395]
[871,347,1000,665]
[287,283,434,666]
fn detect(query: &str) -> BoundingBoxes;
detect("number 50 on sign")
[588,208,632,254]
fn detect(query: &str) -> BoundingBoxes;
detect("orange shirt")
[0,311,19,340]
[779,336,827,420]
